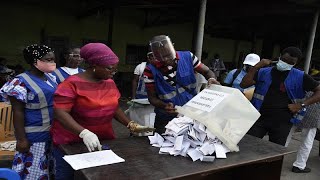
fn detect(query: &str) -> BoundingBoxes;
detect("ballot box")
[126,99,155,136]
[176,85,260,152]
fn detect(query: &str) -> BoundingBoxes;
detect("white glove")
[79,129,102,152]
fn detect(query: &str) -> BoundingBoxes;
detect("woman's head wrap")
[23,44,52,64]
[80,43,119,66]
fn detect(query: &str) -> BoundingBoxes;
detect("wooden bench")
[0,102,15,161]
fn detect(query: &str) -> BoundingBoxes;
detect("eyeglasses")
[105,66,118,72]
[69,54,83,59]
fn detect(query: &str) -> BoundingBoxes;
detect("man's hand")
[16,138,30,153]
[164,103,177,115]
[256,59,272,68]
[288,103,302,114]
[207,78,220,87]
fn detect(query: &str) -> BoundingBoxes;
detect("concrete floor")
[280,132,320,180]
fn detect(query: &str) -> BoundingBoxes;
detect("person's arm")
[113,107,131,126]
[9,96,30,153]
[304,85,320,106]
[288,75,320,113]
[54,108,84,135]
[147,87,177,114]
[195,63,220,85]
[131,74,139,99]
[114,106,156,132]
[240,59,271,88]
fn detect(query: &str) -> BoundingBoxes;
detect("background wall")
[0,2,263,72]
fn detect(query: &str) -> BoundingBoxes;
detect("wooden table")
[60,135,293,180]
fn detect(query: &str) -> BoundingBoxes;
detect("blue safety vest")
[17,72,57,142]
[252,67,306,121]
[148,51,197,117]
[52,67,84,84]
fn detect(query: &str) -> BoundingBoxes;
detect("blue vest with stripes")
[252,67,305,111]
[148,51,197,116]
[52,67,84,84]
[17,72,57,142]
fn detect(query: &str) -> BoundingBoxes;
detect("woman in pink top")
[51,43,154,180]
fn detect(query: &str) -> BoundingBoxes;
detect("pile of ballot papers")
[148,116,231,162]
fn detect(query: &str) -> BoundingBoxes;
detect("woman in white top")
[52,47,84,84]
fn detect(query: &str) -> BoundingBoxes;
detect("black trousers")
[247,112,293,146]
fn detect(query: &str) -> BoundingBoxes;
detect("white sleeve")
[134,64,141,75]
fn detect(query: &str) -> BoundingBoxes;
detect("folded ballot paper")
[148,116,230,162]
[148,85,260,162]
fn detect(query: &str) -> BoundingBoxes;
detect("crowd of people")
[0,34,319,179]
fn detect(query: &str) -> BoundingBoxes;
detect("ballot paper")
[149,116,232,162]
[63,150,125,170]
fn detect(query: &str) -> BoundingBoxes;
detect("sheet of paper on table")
[63,150,125,170]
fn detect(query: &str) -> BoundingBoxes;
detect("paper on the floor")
[63,150,125,170]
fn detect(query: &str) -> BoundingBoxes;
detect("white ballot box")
[176,85,260,152]
[127,99,155,136]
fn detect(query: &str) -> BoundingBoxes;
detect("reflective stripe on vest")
[295,114,304,121]
[253,93,264,101]
[18,73,51,133]
[53,69,65,83]
[158,83,197,100]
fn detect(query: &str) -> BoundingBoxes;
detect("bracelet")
[127,120,134,128]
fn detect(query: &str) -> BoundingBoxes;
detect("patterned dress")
[0,72,57,180]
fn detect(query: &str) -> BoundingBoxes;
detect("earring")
[93,68,95,72]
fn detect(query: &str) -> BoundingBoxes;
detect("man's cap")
[243,53,260,66]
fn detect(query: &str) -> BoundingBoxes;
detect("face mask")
[35,60,56,73]
[276,60,294,71]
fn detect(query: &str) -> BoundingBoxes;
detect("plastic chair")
[0,168,20,180]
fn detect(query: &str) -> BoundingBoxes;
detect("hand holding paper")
[127,121,156,133]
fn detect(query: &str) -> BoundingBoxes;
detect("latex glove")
[79,129,102,152]
[127,121,156,133]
